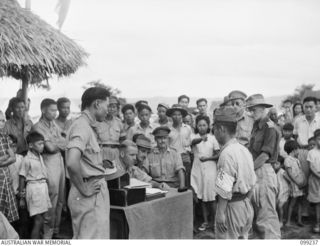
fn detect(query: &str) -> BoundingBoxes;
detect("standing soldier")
[95,97,123,162]
[66,87,110,239]
[213,107,256,239]
[247,94,281,239]
[226,90,254,147]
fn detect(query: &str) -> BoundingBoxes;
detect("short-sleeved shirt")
[32,118,65,167]
[19,151,47,182]
[236,111,254,146]
[4,117,33,155]
[128,166,152,183]
[307,148,320,177]
[215,138,256,200]
[126,123,156,147]
[284,156,305,197]
[66,110,106,178]
[169,123,192,154]
[54,118,74,135]
[249,117,280,164]
[0,133,11,157]
[145,147,185,186]
[95,117,123,145]
[121,122,136,139]
[293,115,320,146]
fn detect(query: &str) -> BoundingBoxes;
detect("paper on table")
[146,188,168,195]
[124,178,152,189]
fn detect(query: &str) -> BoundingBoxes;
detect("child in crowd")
[307,129,320,233]
[279,123,294,159]
[190,115,220,231]
[308,137,316,151]
[19,132,52,239]
[273,159,290,228]
[284,140,306,227]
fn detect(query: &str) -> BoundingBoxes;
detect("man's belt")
[83,175,106,183]
[100,144,119,149]
[230,192,248,203]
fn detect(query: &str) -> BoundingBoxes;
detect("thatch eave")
[0,0,88,85]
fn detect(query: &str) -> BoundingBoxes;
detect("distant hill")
[0,95,287,121]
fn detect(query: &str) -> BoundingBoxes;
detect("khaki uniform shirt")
[54,118,73,135]
[4,117,33,154]
[216,138,256,200]
[145,147,185,186]
[66,110,106,178]
[95,117,123,145]
[249,117,280,164]
[32,118,65,167]
[121,122,136,139]
[126,123,156,147]
[236,111,254,147]
[169,123,192,154]
[19,151,48,182]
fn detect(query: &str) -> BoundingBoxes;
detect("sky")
[2,0,320,100]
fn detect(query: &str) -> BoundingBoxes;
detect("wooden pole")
[21,77,29,106]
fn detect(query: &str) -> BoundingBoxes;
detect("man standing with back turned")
[66,87,110,239]
[247,94,281,239]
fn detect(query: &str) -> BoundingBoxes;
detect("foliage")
[282,84,315,106]
[82,80,127,105]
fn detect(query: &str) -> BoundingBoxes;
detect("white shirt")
[293,115,320,146]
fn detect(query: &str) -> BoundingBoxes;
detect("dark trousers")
[181,152,192,188]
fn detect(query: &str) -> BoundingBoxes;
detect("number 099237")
[300,240,318,245]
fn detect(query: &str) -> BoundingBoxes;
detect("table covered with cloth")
[110,189,193,239]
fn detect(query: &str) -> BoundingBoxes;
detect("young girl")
[273,160,290,228]
[190,115,220,231]
[19,132,51,239]
[284,140,306,227]
[307,129,320,233]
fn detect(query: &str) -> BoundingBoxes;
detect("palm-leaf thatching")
[0,0,88,87]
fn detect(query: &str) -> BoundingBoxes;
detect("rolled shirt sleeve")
[174,151,185,173]
[66,122,90,153]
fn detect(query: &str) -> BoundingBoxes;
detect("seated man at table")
[117,140,169,189]
[145,126,186,189]
[132,134,151,173]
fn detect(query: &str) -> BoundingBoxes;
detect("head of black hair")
[81,87,110,111]
[293,102,304,117]
[57,97,71,110]
[282,123,294,131]
[303,96,317,105]
[40,98,57,110]
[308,137,315,143]
[284,140,299,155]
[10,97,25,109]
[178,95,190,103]
[196,98,208,106]
[121,104,135,115]
[195,115,211,134]
[26,131,45,144]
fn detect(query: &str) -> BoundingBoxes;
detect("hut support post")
[21,77,29,105]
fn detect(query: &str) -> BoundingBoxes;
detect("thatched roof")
[0,0,88,84]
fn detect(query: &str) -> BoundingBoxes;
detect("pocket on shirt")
[150,164,161,177]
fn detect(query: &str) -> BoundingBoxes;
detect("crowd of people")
[1,87,320,240]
